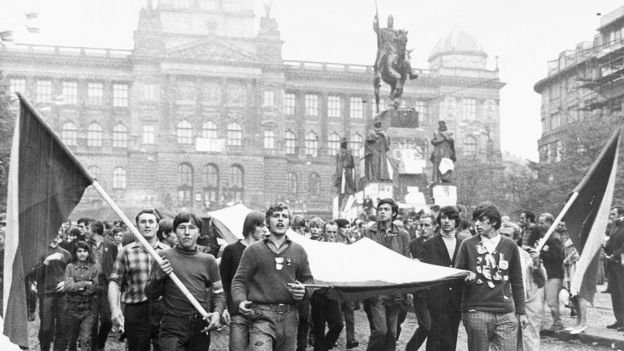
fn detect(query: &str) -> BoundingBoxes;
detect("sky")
[2,0,623,161]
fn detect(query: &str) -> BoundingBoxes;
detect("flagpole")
[534,191,579,252]
[91,180,210,319]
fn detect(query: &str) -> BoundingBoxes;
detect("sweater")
[455,234,526,315]
[219,240,246,315]
[231,237,314,308]
[145,246,225,316]
[540,234,564,279]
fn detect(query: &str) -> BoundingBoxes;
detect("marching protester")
[605,206,624,331]
[109,209,170,351]
[455,202,527,351]
[308,217,326,241]
[146,212,225,350]
[231,202,314,350]
[363,198,410,351]
[537,212,565,331]
[219,211,266,351]
[334,219,359,349]
[65,241,99,351]
[157,219,177,248]
[519,211,536,248]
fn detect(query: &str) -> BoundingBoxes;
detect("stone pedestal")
[364,182,394,201]
[432,185,457,206]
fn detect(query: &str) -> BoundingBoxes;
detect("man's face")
[420,217,435,239]
[439,214,456,234]
[338,223,351,237]
[136,213,159,240]
[405,218,414,229]
[113,231,124,245]
[555,221,567,233]
[78,222,88,235]
[309,224,323,239]
[378,204,393,222]
[175,220,200,249]
[268,210,290,236]
[519,213,527,227]
[87,223,96,239]
[538,215,551,231]
[251,222,267,241]
[609,208,619,224]
[324,224,338,242]
[475,216,495,237]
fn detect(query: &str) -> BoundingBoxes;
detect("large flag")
[563,130,620,299]
[3,94,92,347]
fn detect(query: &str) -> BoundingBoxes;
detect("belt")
[251,303,296,314]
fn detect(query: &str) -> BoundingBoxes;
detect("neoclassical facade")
[0,0,503,216]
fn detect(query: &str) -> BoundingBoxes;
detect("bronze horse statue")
[373,29,415,113]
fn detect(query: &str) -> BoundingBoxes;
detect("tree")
[0,72,16,212]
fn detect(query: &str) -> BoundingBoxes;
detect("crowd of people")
[18,199,624,351]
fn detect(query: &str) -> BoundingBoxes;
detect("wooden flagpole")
[91,180,210,319]
[534,191,579,252]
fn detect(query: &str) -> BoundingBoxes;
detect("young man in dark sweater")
[231,202,314,351]
[537,212,565,331]
[455,202,528,351]
[146,212,225,351]
[219,211,266,351]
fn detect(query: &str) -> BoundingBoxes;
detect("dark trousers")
[310,294,343,351]
[125,300,164,351]
[91,289,112,351]
[297,297,311,351]
[607,263,624,323]
[341,301,356,344]
[396,303,409,339]
[406,296,431,351]
[426,304,461,351]
[38,293,68,351]
[67,302,95,351]
[159,314,210,351]
[364,297,400,351]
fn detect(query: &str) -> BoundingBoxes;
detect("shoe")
[570,325,588,335]
[346,341,359,349]
[607,322,622,329]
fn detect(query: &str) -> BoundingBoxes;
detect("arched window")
[177,120,193,144]
[285,131,296,155]
[308,172,320,196]
[305,132,318,157]
[264,130,275,149]
[203,164,219,204]
[112,124,128,148]
[61,122,78,146]
[87,123,103,147]
[287,172,297,195]
[227,122,242,147]
[350,134,364,159]
[228,165,244,203]
[112,168,126,189]
[464,136,478,157]
[87,166,100,180]
[178,163,193,206]
[327,133,341,156]
[202,121,217,139]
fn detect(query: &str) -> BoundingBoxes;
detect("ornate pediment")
[165,38,259,65]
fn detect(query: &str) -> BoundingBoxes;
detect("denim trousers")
[67,302,95,351]
[247,307,299,351]
[463,310,517,351]
[91,288,112,351]
[124,300,164,351]
[364,297,400,351]
[38,293,68,351]
[159,314,211,351]
[229,314,251,351]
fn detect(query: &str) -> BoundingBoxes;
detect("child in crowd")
[64,241,99,351]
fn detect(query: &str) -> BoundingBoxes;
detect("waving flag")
[3,94,92,347]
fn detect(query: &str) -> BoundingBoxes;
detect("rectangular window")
[143,125,155,144]
[87,82,103,106]
[113,84,129,107]
[414,100,429,123]
[305,94,319,116]
[264,130,275,149]
[349,97,363,119]
[461,98,476,120]
[61,81,78,105]
[327,95,341,118]
[551,112,561,130]
[9,78,25,96]
[263,90,275,107]
[35,80,52,103]
[284,93,296,115]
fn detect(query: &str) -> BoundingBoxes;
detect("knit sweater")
[231,237,314,307]
[145,246,225,316]
[455,234,526,314]
[219,240,246,315]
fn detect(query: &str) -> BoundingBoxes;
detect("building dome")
[428,28,487,62]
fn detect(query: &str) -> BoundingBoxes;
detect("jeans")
[67,302,95,351]
[247,307,299,351]
[364,297,401,351]
[159,314,211,351]
[463,310,517,351]
[125,300,164,351]
[229,314,251,351]
[91,288,112,351]
[38,293,68,351]
[341,301,356,344]
[310,294,343,351]
[405,296,430,351]
[297,298,311,351]
[426,304,461,351]
[544,278,563,328]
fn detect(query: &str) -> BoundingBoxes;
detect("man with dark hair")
[109,209,169,351]
[87,220,118,351]
[519,211,536,248]
[536,212,564,331]
[363,198,410,351]
[231,203,314,351]
[76,217,91,242]
[605,206,624,331]
[417,206,464,350]
[220,211,266,351]
[146,212,225,350]
[455,202,527,351]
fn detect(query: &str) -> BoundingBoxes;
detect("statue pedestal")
[364,182,394,204]
[432,185,457,206]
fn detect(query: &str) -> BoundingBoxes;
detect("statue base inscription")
[432,185,457,206]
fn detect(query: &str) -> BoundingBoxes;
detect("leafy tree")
[0,72,16,212]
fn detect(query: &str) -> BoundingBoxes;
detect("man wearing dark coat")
[335,138,356,194]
